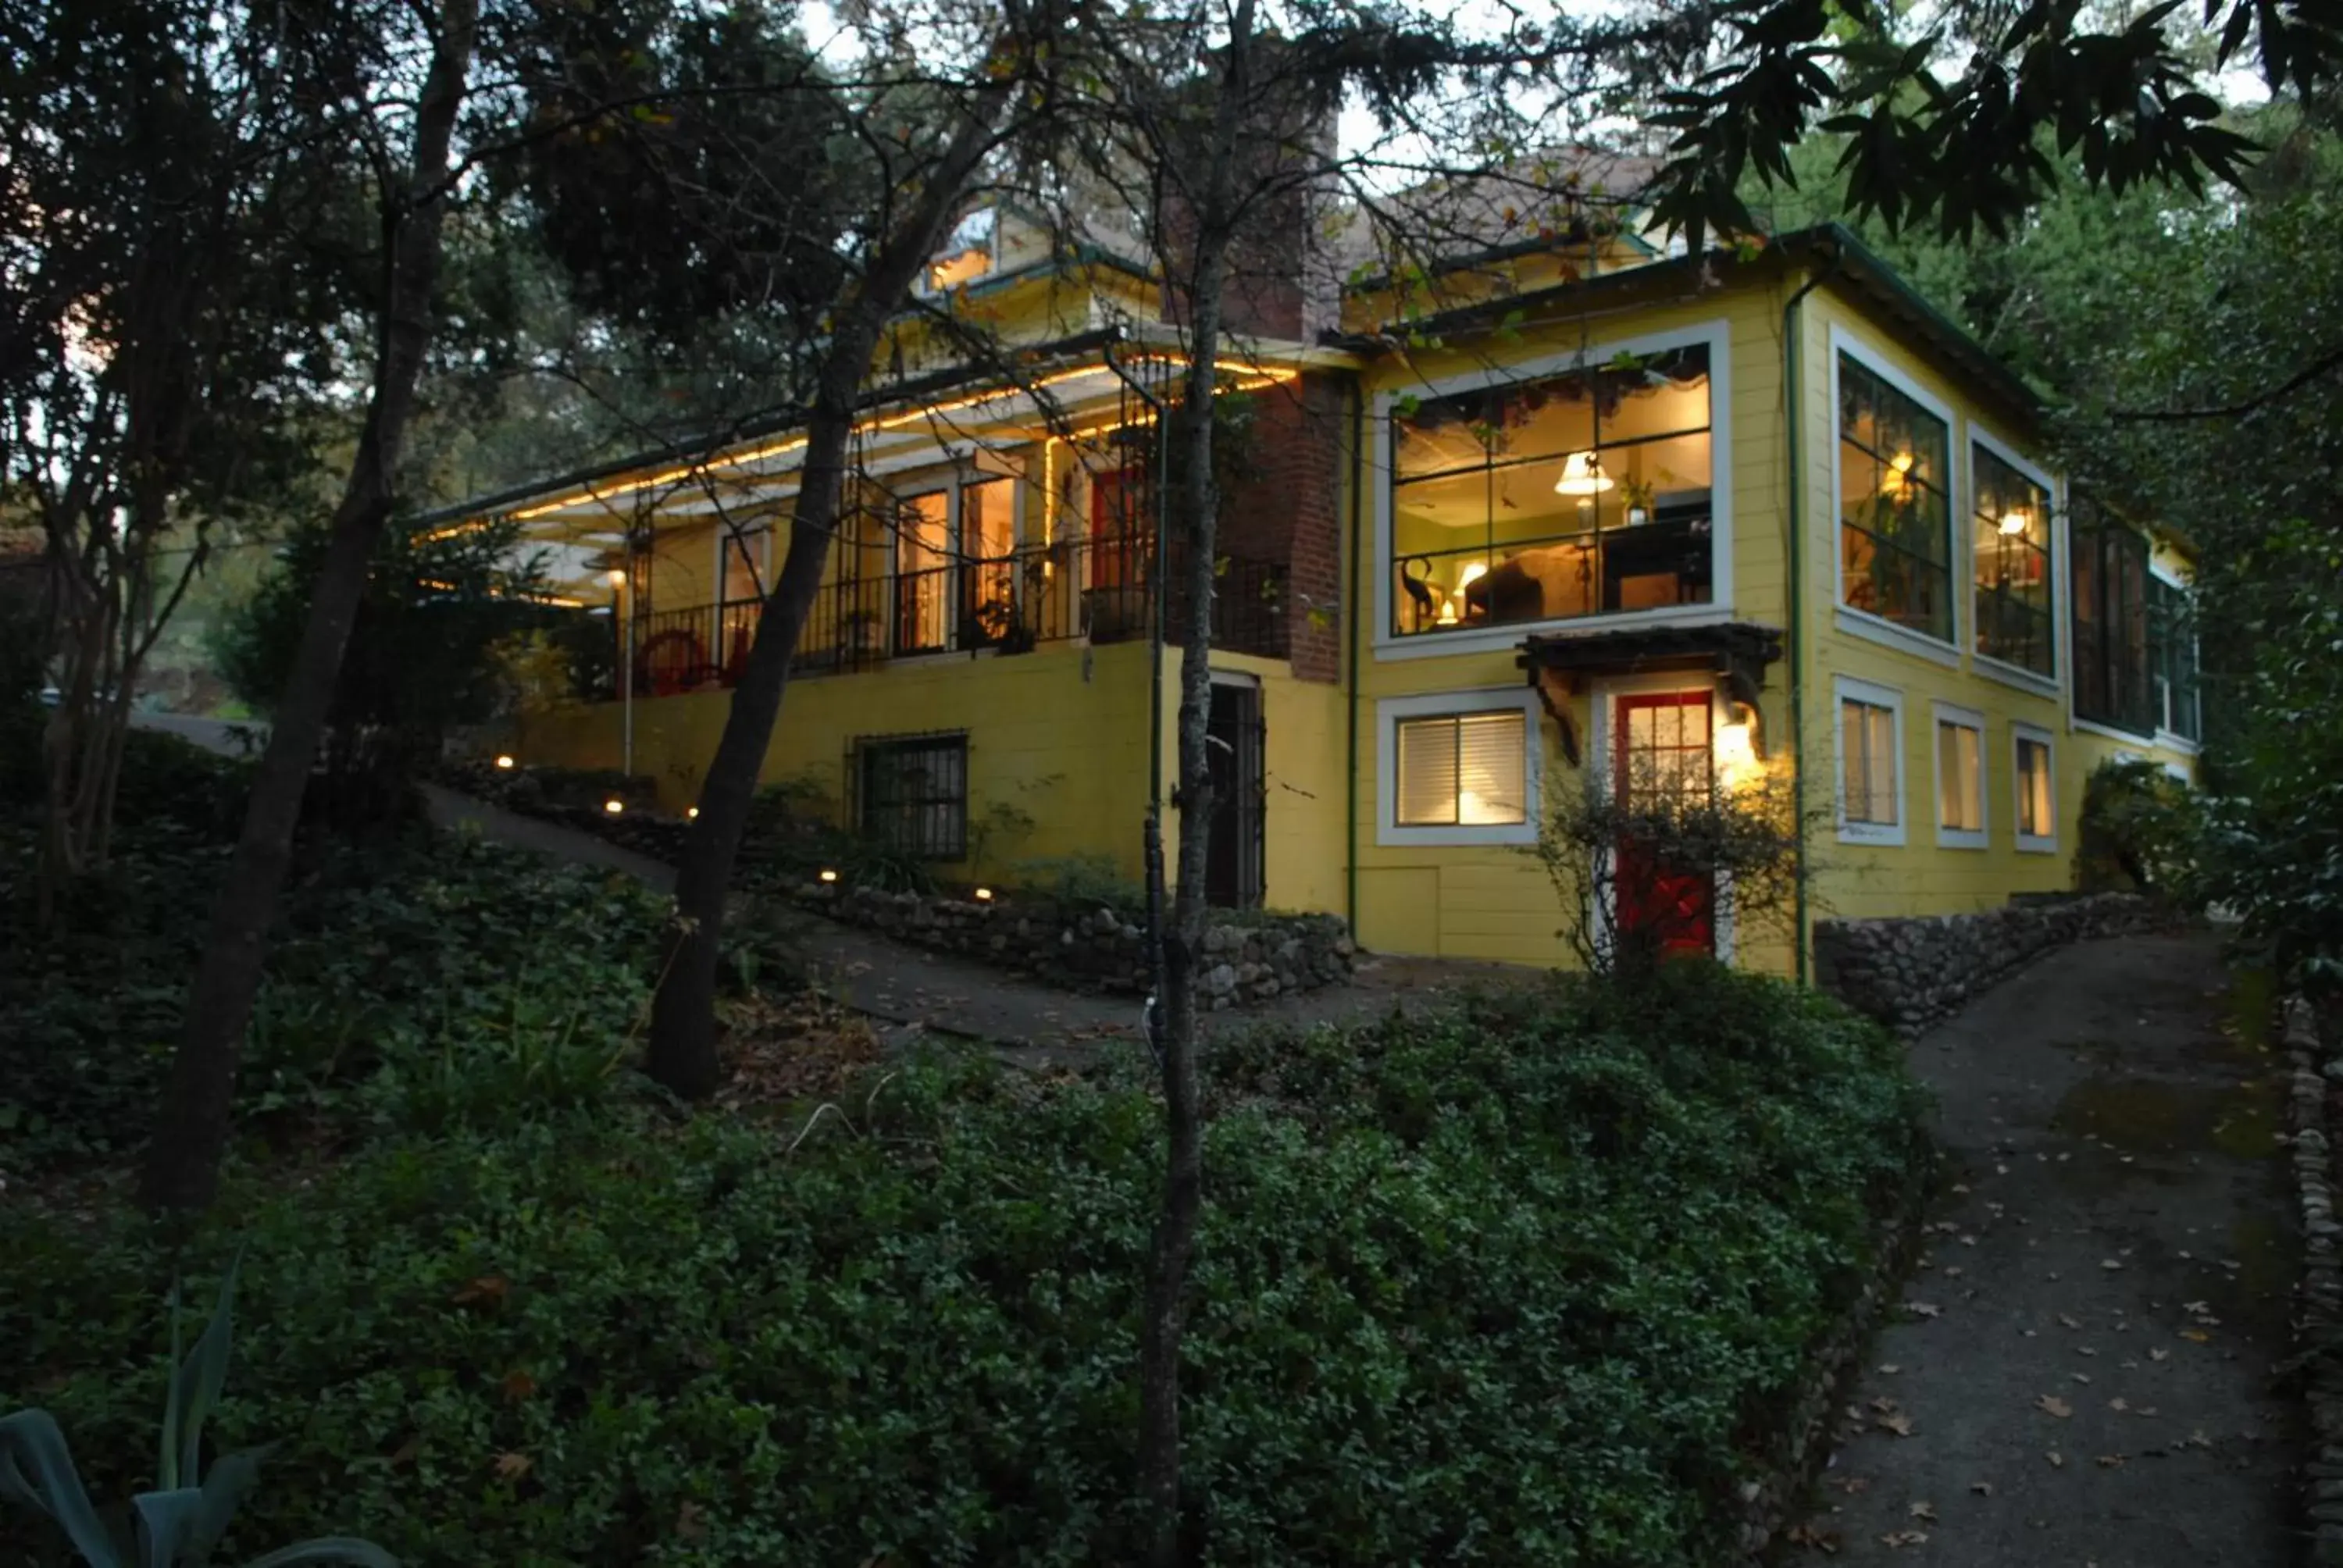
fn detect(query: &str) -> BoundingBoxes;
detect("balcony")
[1391,504,1714,640]
[616,540,1289,698]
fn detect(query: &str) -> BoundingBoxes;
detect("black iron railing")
[610,539,1289,696]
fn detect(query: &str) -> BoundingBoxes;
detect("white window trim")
[1967,424,2064,690]
[711,515,775,604]
[2013,721,2059,854]
[1829,325,1963,662]
[1931,700,1988,850]
[1834,672,1906,846]
[1369,319,1734,662]
[1375,686,1543,846]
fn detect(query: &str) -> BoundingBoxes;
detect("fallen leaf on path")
[1970,1481,1995,1496]
[2059,1313,2081,1328]
[1908,1502,1938,1523]
[1784,1521,1842,1553]
[2070,1372,2092,1384]
[1878,1363,1903,1374]
[1876,1412,1916,1437]
[2109,1398,2130,1412]
[2037,1395,2074,1418]
[2150,1348,2170,1362]
[2182,1300,2209,1313]
[2046,1452,2066,1467]
[2078,1346,2099,1357]
[2181,1329,2211,1343]
[1878,1531,1930,1548]
[1907,1301,1943,1318]
[2101,1259,2124,1270]
[1827,1475,1872,1495]
[2095,1454,2127,1469]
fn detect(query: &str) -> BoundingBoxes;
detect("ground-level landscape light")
[973,886,994,902]
[494,754,515,769]
[818,868,839,883]
[603,799,624,815]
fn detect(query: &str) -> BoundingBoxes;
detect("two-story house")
[437,171,2199,977]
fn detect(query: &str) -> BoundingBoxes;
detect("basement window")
[854,732,968,859]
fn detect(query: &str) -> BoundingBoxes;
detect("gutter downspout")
[1344,380,1365,936]
[1783,248,1841,986]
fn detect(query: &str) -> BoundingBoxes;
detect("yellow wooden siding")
[512,640,1157,882]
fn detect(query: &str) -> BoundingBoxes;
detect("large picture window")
[1972,445,2054,676]
[1838,355,1952,641]
[1388,344,1713,638]
[856,732,968,859]
[2071,508,2153,733]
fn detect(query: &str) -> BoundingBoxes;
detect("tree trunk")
[644,84,1020,1098]
[1136,8,1252,1562]
[137,0,481,1214]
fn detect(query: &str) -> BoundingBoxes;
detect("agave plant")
[0,1254,394,1566]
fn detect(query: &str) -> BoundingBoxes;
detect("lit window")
[1388,341,1715,637]
[1396,711,1528,826]
[1972,444,2055,678]
[1838,354,1952,642]
[2015,729,2056,850]
[1836,677,1903,843]
[1935,706,1985,846]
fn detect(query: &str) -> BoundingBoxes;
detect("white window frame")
[1376,686,1543,846]
[1931,700,1988,850]
[1967,426,2065,698]
[2147,554,2202,755]
[1369,319,1735,663]
[2012,721,2059,854]
[1834,673,1906,846]
[711,515,775,605]
[1829,325,1963,667]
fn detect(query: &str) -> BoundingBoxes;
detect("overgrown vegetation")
[3,736,1929,1564]
[2077,757,2202,901]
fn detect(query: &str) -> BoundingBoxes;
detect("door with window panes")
[1612,691,1715,956]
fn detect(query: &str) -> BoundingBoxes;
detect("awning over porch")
[1517,620,1785,765]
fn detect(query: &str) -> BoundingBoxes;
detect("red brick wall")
[1221,371,1346,683]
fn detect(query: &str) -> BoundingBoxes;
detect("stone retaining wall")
[807,884,1355,1007]
[1815,893,2171,1036]
[2285,997,2343,1565]
[440,769,1357,1005]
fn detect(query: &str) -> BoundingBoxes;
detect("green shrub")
[3,963,1927,1566]
[0,821,666,1178]
[2077,757,2201,900]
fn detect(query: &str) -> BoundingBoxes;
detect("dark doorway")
[1205,680,1265,909]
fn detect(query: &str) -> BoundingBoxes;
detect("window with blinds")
[1840,697,1899,825]
[1395,710,1528,826]
[2016,734,2056,843]
[1937,718,1983,834]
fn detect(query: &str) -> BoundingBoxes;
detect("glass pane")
[1867,705,1899,824]
[1938,722,1981,831]
[1456,712,1526,824]
[1838,358,1952,639]
[963,478,1015,558]
[1396,716,1460,825]
[1595,346,1710,445]
[1841,700,1871,822]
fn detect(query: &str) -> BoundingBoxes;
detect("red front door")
[1613,690,1716,957]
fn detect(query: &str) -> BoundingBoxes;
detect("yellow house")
[437,191,2200,979]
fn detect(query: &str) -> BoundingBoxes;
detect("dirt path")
[419,783,1528,1056]
[1796,935,2296,1564]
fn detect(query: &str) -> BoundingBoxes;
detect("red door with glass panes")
[1612,690,1716,957]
